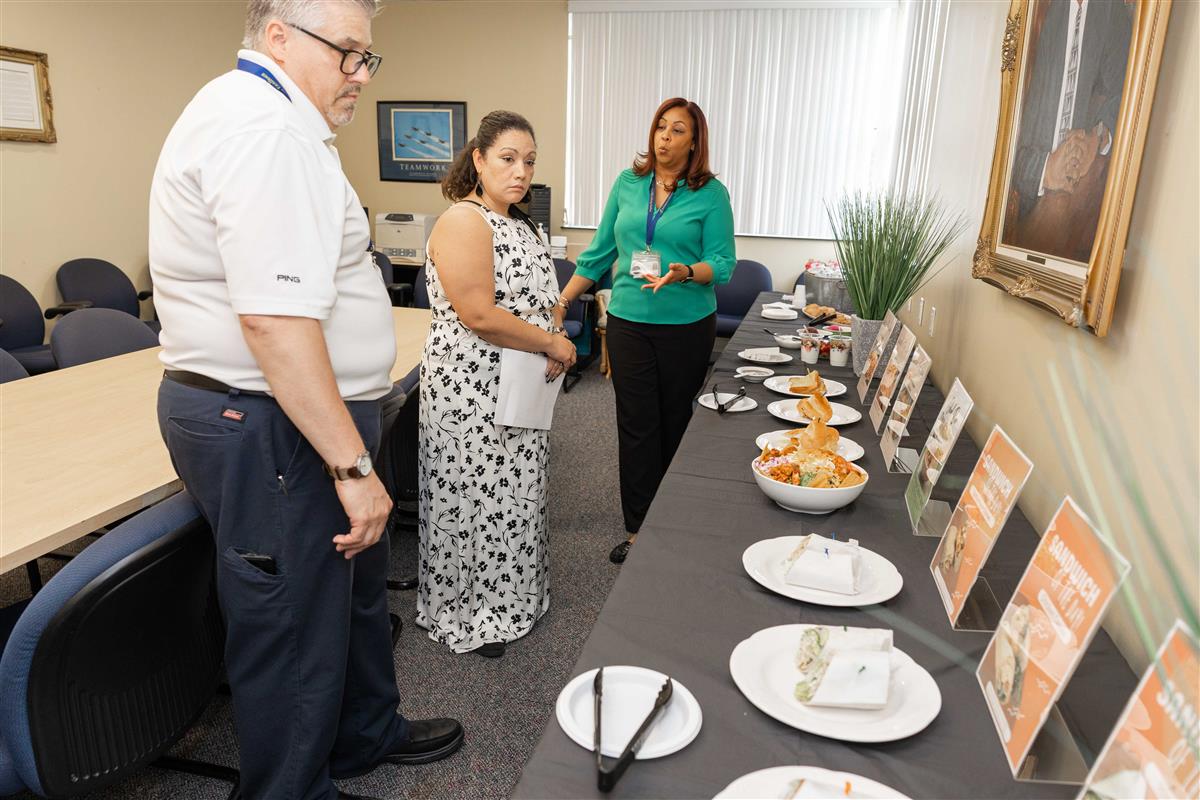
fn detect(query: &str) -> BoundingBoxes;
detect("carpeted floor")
[0,368,625,800]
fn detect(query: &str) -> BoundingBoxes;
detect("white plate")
[762,375,848,399]
[741,536,903,606]
[767,400,863,426]
[754,429,865,462]
[738,349,793,365]
[729,625,941,743]
[555,666,702,759]
[699,392,758,413]
[715,766,911,799]
[762,307,799,321]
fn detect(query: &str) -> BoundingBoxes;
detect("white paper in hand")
[496,348,564,430]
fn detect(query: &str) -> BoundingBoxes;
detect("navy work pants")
[157,379,408,800]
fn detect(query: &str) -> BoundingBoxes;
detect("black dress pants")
[157,379,409,800]
[606,312,716,533]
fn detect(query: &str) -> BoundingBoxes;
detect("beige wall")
[338,0,569,248]
[903,0,1198,672]
[0,1,246,313]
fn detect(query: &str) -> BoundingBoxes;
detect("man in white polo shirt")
[149,2,461,798]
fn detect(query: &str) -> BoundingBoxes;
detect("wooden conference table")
[0,308,431,575]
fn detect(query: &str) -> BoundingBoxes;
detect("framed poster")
[377,101,467,182]
[972,0,1173,335]
[0,46,56,143]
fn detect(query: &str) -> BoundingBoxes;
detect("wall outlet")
[917,297,925,325]
[929,307,937,337]
[907,298,913,312]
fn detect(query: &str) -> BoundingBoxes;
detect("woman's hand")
[640,262,691,293]
[545,357,568,381]
[546,330,577,368]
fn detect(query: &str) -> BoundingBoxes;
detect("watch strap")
[323,451,370,481]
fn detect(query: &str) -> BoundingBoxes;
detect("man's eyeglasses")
[290,24,382,77]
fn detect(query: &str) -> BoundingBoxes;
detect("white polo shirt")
[149,49,395,401]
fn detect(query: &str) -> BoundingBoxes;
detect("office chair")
[55,258,159,333]
[553,258,597,392]
[714,259,773,337]
[379,366,421,594]
[394,265,429,309]
[49,308,160,368]
[0,275,67,376]
[372,250,411,307]
[0,492,236,799]
[0,350,29,384]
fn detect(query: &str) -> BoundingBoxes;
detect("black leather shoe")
[609,540,632,564]
[330,718,464,778]
[473,641,506,658]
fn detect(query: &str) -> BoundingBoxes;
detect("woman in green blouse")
[557,97,735,564]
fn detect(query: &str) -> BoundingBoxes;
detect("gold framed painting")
[0,46,56,143]
[972,0,1171,336]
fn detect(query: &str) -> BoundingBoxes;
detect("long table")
[0,308,431,574]
[513,292,1136,799]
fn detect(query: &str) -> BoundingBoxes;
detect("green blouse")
[574,169,736,325]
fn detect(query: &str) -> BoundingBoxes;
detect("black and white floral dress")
[416,202,557,653]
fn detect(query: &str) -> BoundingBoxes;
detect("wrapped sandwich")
[794,625,893,709]
[783,533,862,594]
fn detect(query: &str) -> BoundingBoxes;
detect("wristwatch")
[323,451,373,480]
[680,264,695,284]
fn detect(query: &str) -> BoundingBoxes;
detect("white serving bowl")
[750,457,869,514]
[772,334,804,350]
[734,366,774,383]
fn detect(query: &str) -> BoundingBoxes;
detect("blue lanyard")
[236,58,291,101]
[645,178,677,249]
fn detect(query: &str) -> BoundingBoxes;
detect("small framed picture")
[1,46,56,143]
[377,101,467,183]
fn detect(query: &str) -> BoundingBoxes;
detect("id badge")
[630,250,661,279]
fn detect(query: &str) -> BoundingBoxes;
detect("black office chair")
[372,250,411,307]
[379,366,421,594]
[49,308,160,368]
[55,258,159,333]
[553,258,596,392]
[714,259,773,337]
[0,275,67,376]
[0,349,29,384]
[0,492,236,798]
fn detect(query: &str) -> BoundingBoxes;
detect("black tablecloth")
[513,292,1135,799]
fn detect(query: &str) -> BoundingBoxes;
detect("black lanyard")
[645,178,677,249]
[236,58,291,101]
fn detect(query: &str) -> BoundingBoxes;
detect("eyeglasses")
[290,24,382,77]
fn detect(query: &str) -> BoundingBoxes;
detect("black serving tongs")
[593,667,674,792]
[710,382,747,414]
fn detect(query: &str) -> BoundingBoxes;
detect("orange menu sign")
[855,309,899,403]
[977,497,1131,775]
[868,325,917,431]
[931,426,1034,625]
[1080,621,1199,800]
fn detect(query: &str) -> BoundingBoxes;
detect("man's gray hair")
[243,0,382,49]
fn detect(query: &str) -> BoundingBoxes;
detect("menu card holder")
[913,497,953,538]
[889,445,920,474]
[976,498,1130,787]
[951,577,1004,632]
[1015,704,1090,785]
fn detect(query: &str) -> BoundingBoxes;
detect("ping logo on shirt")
[276,274,301,284]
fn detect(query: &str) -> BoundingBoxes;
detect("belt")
[164,370,272,398]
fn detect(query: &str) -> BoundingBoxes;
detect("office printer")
[374,212,438,265]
